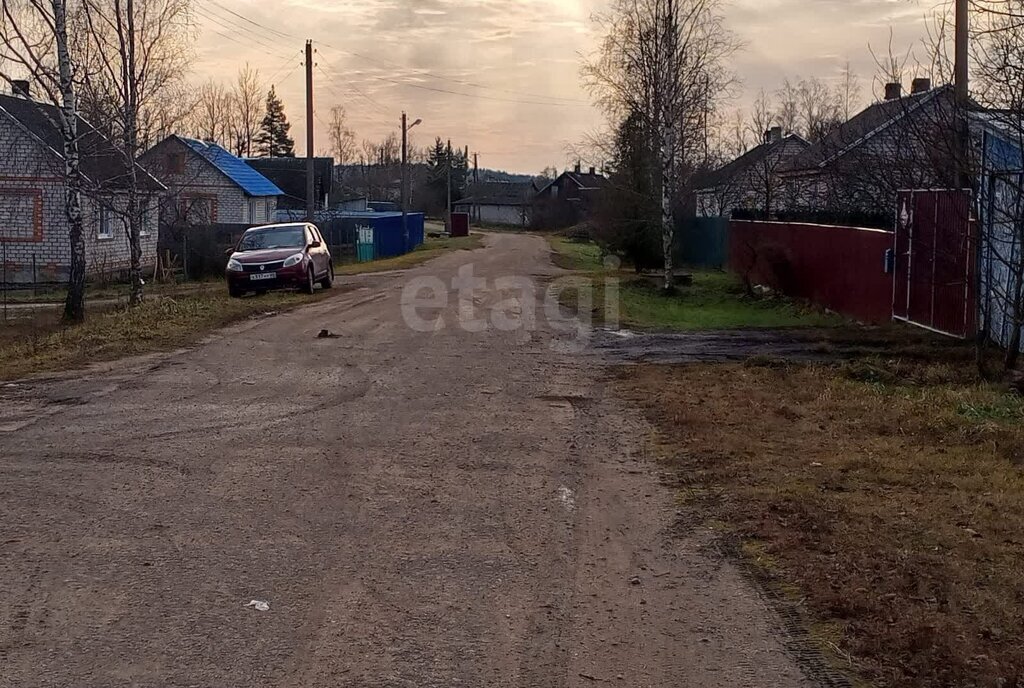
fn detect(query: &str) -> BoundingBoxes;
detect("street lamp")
[402,113,422,251]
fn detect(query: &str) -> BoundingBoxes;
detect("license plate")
[250,272,276,281]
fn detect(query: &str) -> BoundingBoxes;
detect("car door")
[308,225,329,278]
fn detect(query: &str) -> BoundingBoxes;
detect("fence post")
[183,229,189,282]
[32,253,37,297]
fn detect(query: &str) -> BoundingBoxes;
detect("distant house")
[141,135,283,227]
[778,80,960,219]
[694,127,809,218]
[246,156,333,212]
[533,164,609,227]
[454,181,534,226]
[0,89,164,283]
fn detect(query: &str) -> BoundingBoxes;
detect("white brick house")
[0,92,163,284]
[141,136,283,227]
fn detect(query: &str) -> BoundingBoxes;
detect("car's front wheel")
[228,283,243,298]
[303,265,316,294]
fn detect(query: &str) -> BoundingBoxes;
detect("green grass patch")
[547,236,605,272]
[546,236,841,331]
[336,233,483,275]
[957,395,1024,423]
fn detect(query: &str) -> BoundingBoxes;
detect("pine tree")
[255,86,295,157]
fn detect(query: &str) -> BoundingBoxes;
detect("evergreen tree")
[255,86,295,157]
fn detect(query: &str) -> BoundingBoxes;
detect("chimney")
[911,77,932,95]
[765,126,783,144]
[11,80,30,99]
[884,82,902,101]
[588,166,596,175]
[574,161,581,174]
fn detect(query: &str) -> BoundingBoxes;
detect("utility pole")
[446,138,453,231]
[304,39,315,222]
[954,0,969,107]
[473,152,479,183]
[401,112,408,250]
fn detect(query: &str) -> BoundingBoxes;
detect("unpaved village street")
[1,234,811,687]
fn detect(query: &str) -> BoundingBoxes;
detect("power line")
[194,6,294,59]
[348,71,581,108]
[315,64,391,117]
[199,1,588,107]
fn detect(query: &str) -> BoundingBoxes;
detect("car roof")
[243,222,310,232]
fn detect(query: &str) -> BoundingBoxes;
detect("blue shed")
[347,212,425,261]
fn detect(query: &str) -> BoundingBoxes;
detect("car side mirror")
[224,247,235,255]
[309,241,322,249]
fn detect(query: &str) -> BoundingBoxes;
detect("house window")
[249,198,267,224]
[140,204,153,236]
[180,196,214,226]
[0,189,43,242]
[98,208,115,239]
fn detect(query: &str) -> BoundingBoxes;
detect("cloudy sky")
[195,0,937,174]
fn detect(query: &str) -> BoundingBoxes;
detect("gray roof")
[781,85,953,174]
[693,134,809,191]
[456,180,534,207]
[0,93,164,190]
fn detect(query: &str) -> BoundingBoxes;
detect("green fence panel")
[676,217,729,269]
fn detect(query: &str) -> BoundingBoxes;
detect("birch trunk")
[124,0,144,305]
[661,123,675,292]
[52,0,86,323]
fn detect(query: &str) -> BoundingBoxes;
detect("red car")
[226,223,334,297]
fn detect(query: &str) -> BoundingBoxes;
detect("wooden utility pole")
[446,138,453,230]
[954,0,969,107]
[473,152,479,183]
[401,112,408,250]
[304,39,315,221]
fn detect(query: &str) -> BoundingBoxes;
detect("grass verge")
[615,356,1024,687]
[336,233,483,275]
[0,287,335,380]
[546,236,842,330]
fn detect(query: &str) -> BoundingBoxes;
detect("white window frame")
[98,207,115,240]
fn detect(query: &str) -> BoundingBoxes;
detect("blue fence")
[348,212,425,261]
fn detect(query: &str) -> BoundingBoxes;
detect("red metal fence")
[893,190,975,338]
[729,220,895,324]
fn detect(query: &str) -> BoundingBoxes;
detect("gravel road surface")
[0,233,813,687]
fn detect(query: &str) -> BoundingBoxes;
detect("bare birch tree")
[584,0,739,291]
[231,63,261,157]
[327,105,356,165]
[0,0,87,321]
[78,0,192,305]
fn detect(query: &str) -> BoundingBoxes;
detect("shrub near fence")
[729,220,895,324]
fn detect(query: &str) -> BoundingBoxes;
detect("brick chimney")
[764,126,783,144]
[911,77,932,95]
[588,166,596,175]
[574,161,581,174]
[884,82,902,101]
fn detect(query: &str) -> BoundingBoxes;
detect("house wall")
[0,114,157,283]
[455,203,526,226]
[141,137,276,226]
[729,220,895,323]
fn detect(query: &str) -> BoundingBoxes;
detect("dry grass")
[336,234,483,275]
[615,357,1024,688]
[0,287,335,380]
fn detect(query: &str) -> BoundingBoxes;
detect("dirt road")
[0,233,813,687]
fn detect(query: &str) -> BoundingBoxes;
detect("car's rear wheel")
[320,263,334,289]
[303,265,316,294]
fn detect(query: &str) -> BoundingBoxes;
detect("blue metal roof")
[178,137,284,197]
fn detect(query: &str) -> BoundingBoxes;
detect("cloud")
[193,0,937,173]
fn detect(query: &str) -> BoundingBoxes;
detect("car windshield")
[238,226,305,251]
